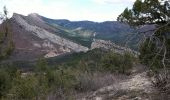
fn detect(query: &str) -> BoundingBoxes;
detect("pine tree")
[117,0,170,92]
[0,6,14,60]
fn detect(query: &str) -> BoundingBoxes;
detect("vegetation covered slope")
[42,16,139,49]
[118,0,170,97]
[0,48,136,100]
[1,0,170,99]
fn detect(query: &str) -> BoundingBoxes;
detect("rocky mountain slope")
[0,13,140,61]
[41,15,139,49]
[91,39,139,55]
[0,13,88,60]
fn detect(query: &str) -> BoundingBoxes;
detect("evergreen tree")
[117,0,170,92]
[0,6,14,60]
[117,0,169,25]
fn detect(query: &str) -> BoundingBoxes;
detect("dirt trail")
[80,65,154,100]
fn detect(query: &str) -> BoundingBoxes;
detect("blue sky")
[0,0,135,22]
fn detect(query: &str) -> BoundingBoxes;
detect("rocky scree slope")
[0,13,143,60]
[91,39,139,55]
[0,13,89,60]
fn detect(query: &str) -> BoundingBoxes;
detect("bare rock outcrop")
[2,13,89,60]
[13,14,89,53]
[91,39,139,55]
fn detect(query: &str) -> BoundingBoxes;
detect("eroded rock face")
[44,51,59,58]
[13,14,89,52]
[91,39,139,55]
[4,13,89,60]
[91,39,116,50]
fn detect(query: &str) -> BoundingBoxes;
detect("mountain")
[41,16,138,49]
[91,39,139,55]
[0,13,140,61]
[0,13,89,61]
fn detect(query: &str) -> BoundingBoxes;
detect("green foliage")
[35,58,48,73]
[52,69,77,90]
[0,32,5,42]
[44,16,138,50]
[117,8,133,24]
[51,24,93,48]
[6,69,49,100]
[1,41,15,59]
[117,0,169,25]
[118,0,170,70]
[0,6,14,60]
[0,69,11,97]
[133,0,143,16]
[10,76,38,99]
[0,65,17,99]
[9,74,48,100]
[48,48,135,74]
[102,51,134,73]
[139,39,161,70]
[118,0,170,93]
[0,49,136,99]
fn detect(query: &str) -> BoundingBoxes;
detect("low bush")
[102,51,135,74]
[0,49,136,99]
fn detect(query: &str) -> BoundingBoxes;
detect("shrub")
[0,69,11,98]
[75,73,99,92]
[8,74,49,100]
[102,51,134,73]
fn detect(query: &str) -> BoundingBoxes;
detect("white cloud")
[0,0,70,18]
[0,0,135,22]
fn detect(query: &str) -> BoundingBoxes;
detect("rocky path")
[80,65,154,100]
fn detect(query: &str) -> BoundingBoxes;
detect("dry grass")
[74,72,128,99]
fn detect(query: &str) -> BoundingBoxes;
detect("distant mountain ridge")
[0,13,140,60]
[41,15,138,49]
[0,13,89,60]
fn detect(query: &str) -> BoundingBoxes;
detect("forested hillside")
[0,0,170,100]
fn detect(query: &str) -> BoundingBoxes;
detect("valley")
[0,0,170,99]
[0,13,139,61]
